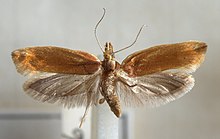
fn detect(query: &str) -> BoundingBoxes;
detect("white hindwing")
[116,69,195,107]
[23,70,102,108]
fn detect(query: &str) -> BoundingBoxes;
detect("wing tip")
[188,40,207,53]
[11,49,32,75]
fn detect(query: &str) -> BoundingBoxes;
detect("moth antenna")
[94,8,106,53]
[113,24,146,54]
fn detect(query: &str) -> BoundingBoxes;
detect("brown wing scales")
[11,46,101,75]
[117,41,207,107]
[11,41,207,127]
[121,41,207,77]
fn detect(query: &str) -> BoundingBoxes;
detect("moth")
[11,9,207,127]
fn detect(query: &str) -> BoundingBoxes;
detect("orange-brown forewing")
[12,46,101,75]
[121,41,207,77]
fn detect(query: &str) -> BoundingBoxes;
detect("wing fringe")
[116,70,195,107]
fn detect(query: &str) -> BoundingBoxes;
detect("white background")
[0,0,219,139]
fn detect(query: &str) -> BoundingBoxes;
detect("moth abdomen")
[106,94,121,117]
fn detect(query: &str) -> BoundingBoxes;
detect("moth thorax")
[103,60,117,71]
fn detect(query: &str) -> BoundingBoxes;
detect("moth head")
[104,42,114,60]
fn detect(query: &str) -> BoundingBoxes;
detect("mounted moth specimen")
[11,9,207,127]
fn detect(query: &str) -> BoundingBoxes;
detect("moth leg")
[79,103,90,128]
[79,90,93,128]
[97,83,105,104]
